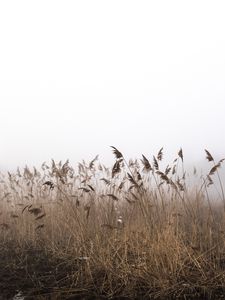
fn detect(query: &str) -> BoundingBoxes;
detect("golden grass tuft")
[0,147,225,299]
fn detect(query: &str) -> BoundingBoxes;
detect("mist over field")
[1,2,225,299]
[0,0,225,171]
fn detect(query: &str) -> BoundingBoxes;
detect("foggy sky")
[0,1,225,170]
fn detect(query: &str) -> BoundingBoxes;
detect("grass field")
[1,147,225,299]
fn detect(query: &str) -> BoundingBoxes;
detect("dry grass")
[1,148,225,299]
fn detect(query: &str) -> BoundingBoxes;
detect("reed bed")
[1,147,225,299]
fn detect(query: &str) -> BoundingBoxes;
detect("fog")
[0,1,225,171]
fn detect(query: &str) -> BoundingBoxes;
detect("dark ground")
[1,241,225,300]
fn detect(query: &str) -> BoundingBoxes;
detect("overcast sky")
[0,1,225,170]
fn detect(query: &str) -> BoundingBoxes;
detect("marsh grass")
[1,148,225,299]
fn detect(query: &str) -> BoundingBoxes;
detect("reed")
[0,148,225,299]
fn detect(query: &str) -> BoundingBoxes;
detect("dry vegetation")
[1,147,225,299]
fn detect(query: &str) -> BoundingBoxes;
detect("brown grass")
[0,148,225,299]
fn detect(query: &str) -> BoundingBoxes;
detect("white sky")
[0,1,225,170]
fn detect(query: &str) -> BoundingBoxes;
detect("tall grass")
[0,148,225,299]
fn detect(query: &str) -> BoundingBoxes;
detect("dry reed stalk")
[0,149,225,299]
